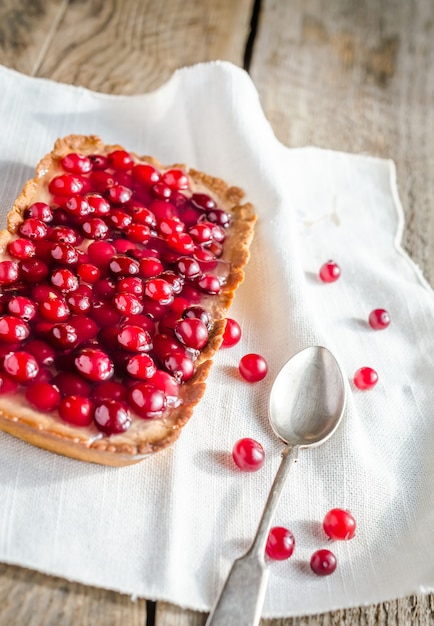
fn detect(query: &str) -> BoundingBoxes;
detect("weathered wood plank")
[35,0,254,93]
[0,563,147,625]
[250,0,434,283]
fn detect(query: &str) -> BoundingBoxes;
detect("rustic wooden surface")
[0,0,433,624]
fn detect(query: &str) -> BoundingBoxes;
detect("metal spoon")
[205,345,346,626]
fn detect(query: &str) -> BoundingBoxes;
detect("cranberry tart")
[0,135,255,466]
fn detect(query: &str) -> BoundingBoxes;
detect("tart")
[0,135,256,466]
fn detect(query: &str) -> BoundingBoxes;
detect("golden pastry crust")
[0,135,256,466]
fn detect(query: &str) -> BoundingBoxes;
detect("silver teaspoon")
[206,345,346,626]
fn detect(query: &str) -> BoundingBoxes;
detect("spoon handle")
[205,445,299,626]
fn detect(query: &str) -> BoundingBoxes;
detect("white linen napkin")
[0,61,433,618]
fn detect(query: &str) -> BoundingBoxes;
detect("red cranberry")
[117,325,152,352]
[368,308,390,330]
[65,195,91,218]
[90,301,121,327]
[3,351,39,382]
[48,225,80,245]
[163,351,194,382]
[19,218,48,240]
[50,242,79,265]
[61,153,92,174]
[88,154,108,170]
[19,258,49,283]
[74,348,114,382]
[232,438,265,471]
[0,316,30,343]
[127,383,167,419]
[25,339,55,366]
[129,204,157,228]
[239,354,268,382]
[149,200,177,222]
[93,278,117,300]
[158,217,184,237]
[125,223,151,243]
[7,238,36,260]
[25,202,54,223]
[323,508,356,540]
[86,193,111,216]
[354,366,378,390]
[39,297,70,322]
[144,278,173,304]
[149,370,180,401]
[132,163,160,185]
[191,193,216,211]
[48,174,89,196]
[25,381,61,411]
[59,396,94,426]
[66,292,91,314]
[166,232,194,255]
[108,149,134,171]
[174,318,208,350]
[182,305,211,329]
[94,400,132,434]
[310,549,337,576]
[162,168,189,190]
[81,217,109,240]
[117,276,144,296]
[176,257,202,280]
[77,263,101,283]
[188,222,213,244]
[87,240,116,266]
[0,260,19,285]
[0,372,19,395]
[50,268,79,293]
[221,318,241,347]
[107,185,132,205]
[196,274,221,295]
[152,181,172,200]
[7,296,36,321]
[265,527,295,560]
[319,260,341,283]
[126,353,157,380]
[48,323,79,350]
[53,371,91,397]
[113,293,143,316]
[91,381,127,404]
[108,254,139,277]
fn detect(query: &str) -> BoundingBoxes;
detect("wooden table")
[0,0,433,624]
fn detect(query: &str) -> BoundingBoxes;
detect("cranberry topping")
[0,149,235,437]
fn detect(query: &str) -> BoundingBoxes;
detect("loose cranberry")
[3,351,39,383]
[25,381,61,411]
[48,174,89,196]
[354,366,378,390]
[53,372,91,397]
[91,381,127,404]
[59,396,94,426]
[87,240,116,266]
[232,438,265,471]
[163,351,194,382]
[20,258,49,283]
[7,296,36,321]
[0,372,19,395]
[323,508,356,540]
[368,308,391,330]
[310,549,337,576]
[94,400,132,434]
[0,260,19,285]
[174,318,208,350]
[196,274,221,294]
[162,168,189,190]
[221,318,241,347]
[319,260,341,283]
[74,348,114,382]
[126,353,157,379]
[39,297,70,322]
[7,238,36,260]
[265,527,295,560]
[239,354,268,382]
[19,218,48,240]
[128,383,167,419]
[117,325,152,352]
[25,202,54,223]
[50,268,79,293]
[0,316,29,343]
[61,153,92,174]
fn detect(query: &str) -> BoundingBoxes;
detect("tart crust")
[0,135,256,466]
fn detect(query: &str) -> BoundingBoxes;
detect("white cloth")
[0,61,433,618]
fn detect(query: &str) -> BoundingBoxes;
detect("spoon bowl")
[206,345,346,626]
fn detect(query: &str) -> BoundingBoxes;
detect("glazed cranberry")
[61,153,92,174]
[162,169,189,190]
[74,348,114,382]
[65,195,91,218]
[129,204,157,228]
[188,222,213,244]
[50,242,79,265]
[323,508,356,540]
[48,225,80,245]
[81,217,109,240]
[91,381,127,404]
[196,274,221,294]
[107,185,132,205]
[163,351,194,382]
[210,223,227,243]
[25,381,61,411]
[126,353,157,380]
[7,238,36,260]
[59,395,94,426]
[121,314,154,335]
[152,181,172,200]
[132,163,160,185]
[90,301,121,327]
[158,217,184,237]
[77,263,101,283]
[94,400,132,434]
[50,268,79,293]
[108,254,139,277]
[89,170,116,192]
[149,200,177,223]
[354,366,378,390]
[144,278,173,304]
[265,527,295,560]
[113,293,143,315]
[87,240,116,266]
[25,202,54,223]
[125,223,151,243]
[0,372,18,395]
[85,193,110,216]
[127,383,167,419]
[166,232,195,255]
[182,305,211,329]
[191,193,216,211]
[48,323,79,350]
[66,292,91,315]
[7,296,36,321]
[176,257,202,280]
[93,278,117,300]
[232,438,265,471]
[206,208,231,228]
[112,239,137,255]
[117,325,152,352]
[319,260,341,283]
[25,339,55,366]
[48,174,89,196]
[89,154,108,170]
[174,318,208,350]
[3,351,39,382]
[239,354,268,382]
[149,370,180,401]
[160,270,184,295]
[19,218,48,240]
[0,316,29,343]
[222,318,241,348]
[310,549,337,576]
[368,308,391,330]
[117,276,144,296]
[39,297,70,322]
[53,372,91,397]
[108,149,134,171]
[20,258,49,283]
[170,296,190,317]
